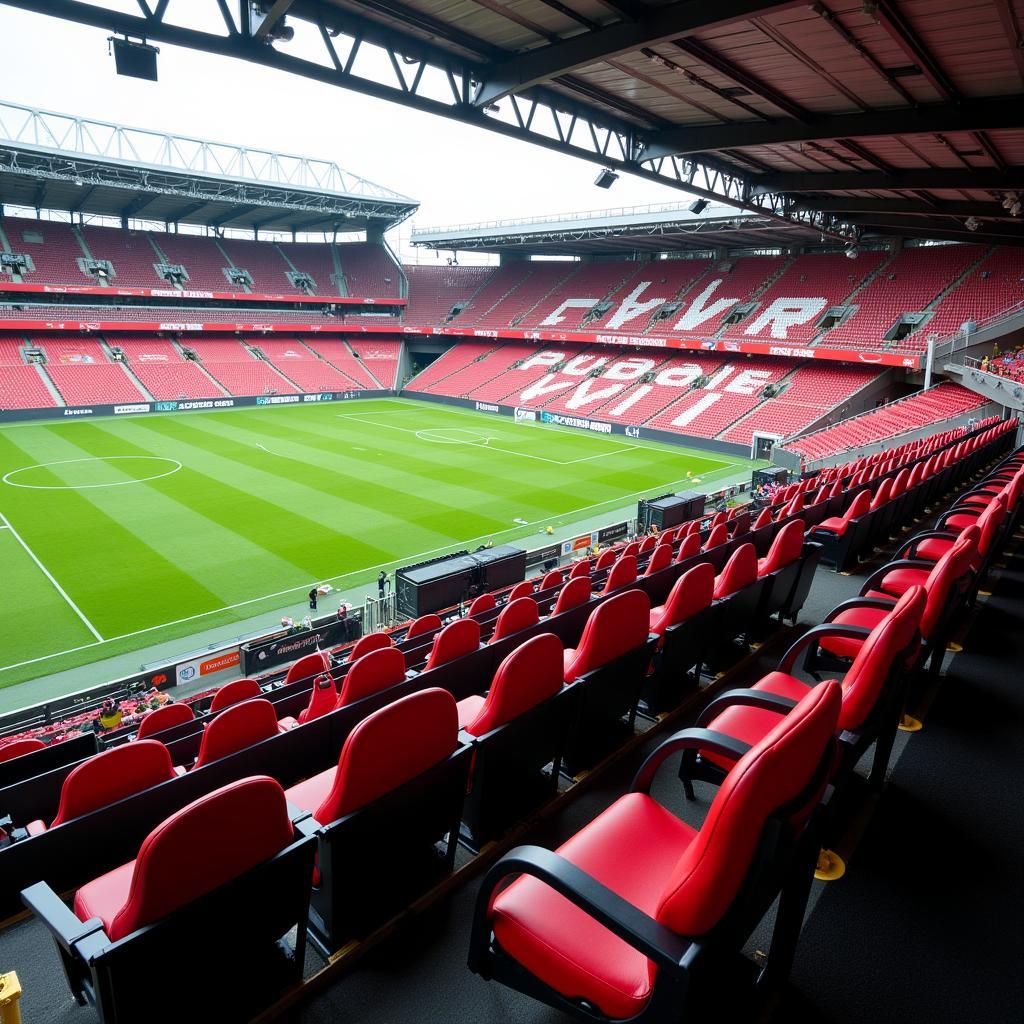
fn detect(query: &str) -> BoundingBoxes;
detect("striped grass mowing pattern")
[0,398,750,688]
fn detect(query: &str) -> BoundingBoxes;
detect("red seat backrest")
[656,681,841,936]
[643,544,673,577]
[639,535,657,554]
[311,688,458,826]
[753,507,773,530]
[491,597,540,642]
[844,489,872,521]
[714,543,757,599]
[657,528,676,546]
[406,614,442,640]
[423,617,481,671]
[284,652,329,687]
[870,478,893,511]
[468,593,496,618]
[540,570,563,591]
[828,481,844,500]
[974,496,1006,558]
[759,520,804,575]
[0,738,45,763]
[345,631,393,663]
[135,702,195,740]
[594,548,617,571]
[704,523,728,550]
[917,530,977,638]
[652,562,715,634]
[193,699,280,770]
[338,647,407,706]
[622,541,641,559]
[463,633,565,737]
[602,554,637,594]
[568,559,591,580]
[107,776,294,941]
[51,740,176,829]
[566,589,650,678]
[298,675,338,725]
[552,576,591,615]
[889,469,910,498]
[507,581,535,602]
[208,678,261,714]
[838,585,926,730]
[675,533,701,562]
[730,511,750,536]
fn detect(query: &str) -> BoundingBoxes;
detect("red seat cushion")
[816,516,848,535]
[74,860,137,935]
[873,566,929,596]
[284,767,334,822]
[456,695,485,731]
[818,606,887,659]
[943,512,978,530]
[491,793,696,1020]
[914,537,954,562]
[701,672,812,771]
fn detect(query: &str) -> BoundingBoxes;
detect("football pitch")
[0,398,754,690]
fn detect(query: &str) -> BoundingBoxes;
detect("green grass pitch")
[0,398,754,690]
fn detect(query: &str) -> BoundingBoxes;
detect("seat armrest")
[858,559,932,596]
[21,882,108,958]
[629,728,753,795]
[898,530,957,559]
[695,688,801,728]
[825,597,896,621]
[470,846,692,972]
[25,819,47,837]
[936,508,980,529]
[777,624,872,674]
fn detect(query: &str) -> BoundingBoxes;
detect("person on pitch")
[309,586,318,612]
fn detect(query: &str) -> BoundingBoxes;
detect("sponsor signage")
[475,401,500,413]
[514,407,537,423]
[62,407,93,416]
[597,521,630,545]
[113,403,151,415]
[256,395,301,405]
[561,532,597,556]
[625,425,641,438]
[241,617,359,675]
[541,411,612,434]
[175,648,241,686]
[302,392,335,402]
[0,280,406,306]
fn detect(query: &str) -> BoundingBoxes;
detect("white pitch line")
[255,443,286,457]
[0,513,104,642]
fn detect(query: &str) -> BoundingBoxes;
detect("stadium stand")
[215,237,297,293]
[924,248,1024,339]
[517,260,636,329]
[784,383,988,462]
[149,232,233,291]
[1,216,91,286]
[45,363,146,405]
[403,265,492,324]
[277,241,342,295]
[336,243,403,298]
[302,338,382,388]
[351,339,402,388]
[77,224,164,288]
[254,337,363,392]
[111,335,226,400]
[0,365,59,408]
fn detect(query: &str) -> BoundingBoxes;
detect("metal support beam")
[799,197,1017,222]
[855,215,1024,245]
[470,0,805,107]
[994,0,1024,85]
[643,96,1022,159]
[254,0,296,40]
[755,167,1024,192]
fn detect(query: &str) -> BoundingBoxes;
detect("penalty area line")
[0,513,104,642]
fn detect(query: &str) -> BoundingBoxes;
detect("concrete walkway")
[0,464,759,715]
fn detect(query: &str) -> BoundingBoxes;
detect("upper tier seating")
[277,242,342,296]
[518,261,637,330]
[216,238,297,293]
[337,243,402,297]
[2,217,91,286]
[596,259,714,335]
[924,247,1024,339]
[151,233,232,291]
[403,266,493,324]
[467,263,579,328]
[78,225,164,288]
[822,245,983,349]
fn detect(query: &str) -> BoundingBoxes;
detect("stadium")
[0,1,1020,1022]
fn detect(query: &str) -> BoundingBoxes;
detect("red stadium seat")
[423,618,482,671]
[507,581,535,602]
[594,548,617,571]
[674,532,701,562]
[469,593,496,618]
[601,554,637,594]
[491,597,540,642]
[540,570,563,590]
[284,652,329,686]
[191,699,282,771]
[135,702,195,740]
[568,559,591,580]
[0,738,45,763]
[26,741,176,836]
[643,543,672,576]
[470,680,841,1021]
[649,562,715,638]
[208,678,261,713]
[714,543,757,600]
[406,614,442,640]
[552,576,591,615]
[345,632,393,662]
[337,647,407,707]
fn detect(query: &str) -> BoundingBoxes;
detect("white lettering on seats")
[562,354,608,376]
[520,373,574,403]
[602,357,656,381]
[564,379,627,410]
[743,297,828,339]
[724,369,773,395]
[655,364,704,388]
[605,283,669,330]
[671,280,740,332]
[539,299,599,327]
[670,393,721,427]
[519,350,566,371]
[607,385,652,417]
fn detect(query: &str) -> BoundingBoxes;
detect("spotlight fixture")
[844,244,859,260]
[688,199,709,215]
[594,168,619,189]
[964,216,980,231]
[484,103,501,114]
[108,37,159,81]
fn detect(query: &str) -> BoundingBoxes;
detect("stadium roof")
[412,201,855,254]
[9,0,1024,247]
[0,100,419,233]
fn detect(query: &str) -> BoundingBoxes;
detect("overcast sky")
[0,5,701,263]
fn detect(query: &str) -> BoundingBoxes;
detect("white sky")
[0,5,701,263]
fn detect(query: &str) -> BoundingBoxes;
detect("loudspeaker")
[111,38,160,81]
